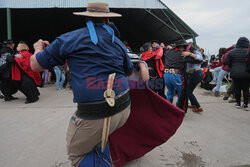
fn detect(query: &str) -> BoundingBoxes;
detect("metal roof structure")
[0,0,198,50]
[0,0,167,9]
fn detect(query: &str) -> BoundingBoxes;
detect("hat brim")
[187,43,199,50]
[73,11,122,17]
[175,44,188,47]
[3,40,15,44]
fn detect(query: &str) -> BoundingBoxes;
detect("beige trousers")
[66,105,131,166]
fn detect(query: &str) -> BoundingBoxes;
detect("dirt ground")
[0,85,249,167]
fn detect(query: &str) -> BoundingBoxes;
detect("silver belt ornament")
[101,73,116,152]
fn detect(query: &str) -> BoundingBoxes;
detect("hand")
[181,51,191,57]
[166,45,173,50]
[137,62,144,68]
[33,39,50,52]
[15,54,23,59]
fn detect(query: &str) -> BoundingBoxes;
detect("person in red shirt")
[212,46,234,96]
[141,41,165,98]
[210,48,226,84]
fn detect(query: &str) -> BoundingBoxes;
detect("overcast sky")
[162,0,250,55]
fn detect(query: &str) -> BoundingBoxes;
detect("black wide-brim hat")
[142,42,152,51]
[186,42,200,51]
[3,39,14,44]
[174,40,188,48]
[174,40,199,51]
[151,40,160,44]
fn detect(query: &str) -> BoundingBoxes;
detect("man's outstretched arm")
[30,39,50,71]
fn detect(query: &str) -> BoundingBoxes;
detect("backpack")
[200,68,215,90]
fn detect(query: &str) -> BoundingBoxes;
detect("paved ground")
[0,84,249,167]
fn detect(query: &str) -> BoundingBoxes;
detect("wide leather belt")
[165,68,183,75]
[187,68,201,74]
[148,67,155,71]
[76,90,130,120]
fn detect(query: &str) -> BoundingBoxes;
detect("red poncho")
[141,48,165,78]
[12,51,42,86]
[109,87,185,166]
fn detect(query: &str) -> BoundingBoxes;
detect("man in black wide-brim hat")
[0,39,18,101]
[163,40,202,111]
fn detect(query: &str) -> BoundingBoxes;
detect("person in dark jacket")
[226,37,250,111]
[164,40,202,112]
[0,39,18,101]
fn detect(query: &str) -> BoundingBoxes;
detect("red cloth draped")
[109,87,185,167]
[222,46,235,72]
[13,51,42,86]
[177,73,188,111]
[12,64,21,81]
[141,48,164,78]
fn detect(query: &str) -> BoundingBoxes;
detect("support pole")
[144,9,180,35]
[192,35,197,47]
[7,8,12,40]
[161,9,186,41]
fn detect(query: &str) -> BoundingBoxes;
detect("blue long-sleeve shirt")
[186,50,203,72]
[36,25,133,103]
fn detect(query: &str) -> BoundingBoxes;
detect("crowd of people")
[139,40,204,112]
[203,37,250,111]
[0,38,208,111]
[0,1,249,166]
[1,26,248,112]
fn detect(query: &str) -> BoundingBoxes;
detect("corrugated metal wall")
[0,0,167,9]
